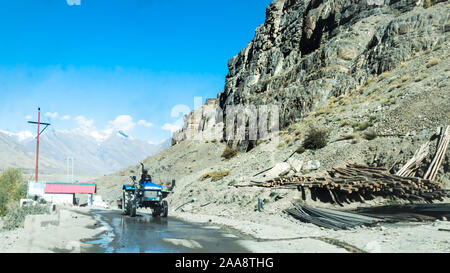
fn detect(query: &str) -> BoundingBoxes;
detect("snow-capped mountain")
[0,129,34,143]
[0,129,170,175]
[0,131,66,173]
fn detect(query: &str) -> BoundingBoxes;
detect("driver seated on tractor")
[140,168,152,182]
[140,162,152,182]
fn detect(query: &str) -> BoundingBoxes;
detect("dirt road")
[3,206,447,253]
[84,209,250,253]
[84,208,352,253]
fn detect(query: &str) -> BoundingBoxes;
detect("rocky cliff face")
[222,0,448,124]
[172,98,224,145]
[174,0,449,151]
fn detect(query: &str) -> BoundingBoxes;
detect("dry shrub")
[426,58,440,68]
[342,134,358,140]
[353,121,372,131]
[302,126,330,150]
[201,170,231,182]
[423,0,436,8]
[221,146,237,160]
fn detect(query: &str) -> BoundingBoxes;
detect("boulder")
[266,162,292,178]
[288,158,304,173]
[303,160,321,171]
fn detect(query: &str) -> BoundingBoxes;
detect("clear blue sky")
[0,0,272,143]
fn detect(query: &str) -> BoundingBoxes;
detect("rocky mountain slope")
[172,0,450,152]
[23,130,170,175]
[93,1,449,250]
[0,132,65,174]
[218,0,449,151]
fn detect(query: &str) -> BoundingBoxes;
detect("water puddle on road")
[85,213,116,252]
[84,210,249,253]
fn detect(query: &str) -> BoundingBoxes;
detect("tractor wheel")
[162,201,168,218]
[122,190,130,215]
[129,193,137,217]
[152,206,161,217]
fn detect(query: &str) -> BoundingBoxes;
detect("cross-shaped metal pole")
[28,107,51,182]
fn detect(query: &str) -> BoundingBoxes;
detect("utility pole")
[28,107,51,182]
[66,157,74,182]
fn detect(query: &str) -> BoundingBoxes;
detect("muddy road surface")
[84,209,250,253]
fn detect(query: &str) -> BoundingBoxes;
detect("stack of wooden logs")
[247,164,448,204]
[238,125,450,205]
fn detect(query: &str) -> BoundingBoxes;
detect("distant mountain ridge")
[0,129,170,175]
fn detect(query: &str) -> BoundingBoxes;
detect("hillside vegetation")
[0,168,27,217]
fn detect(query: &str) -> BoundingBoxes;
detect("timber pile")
[239,126,450,205]
[244,164,449,205]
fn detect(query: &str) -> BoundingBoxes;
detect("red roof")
[44,183,96,194]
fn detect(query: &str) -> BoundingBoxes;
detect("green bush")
[296,146,306,154]
[302,126,330,150]
[353,121,372,131]
[340,120,351,127]
[363,129,378,140]
[2,205,50,231]
[0,168,27,217]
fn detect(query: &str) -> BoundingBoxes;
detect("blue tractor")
[122,163,169,217]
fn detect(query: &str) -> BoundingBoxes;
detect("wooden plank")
[424,126,450,181]
[396,141,430,177]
